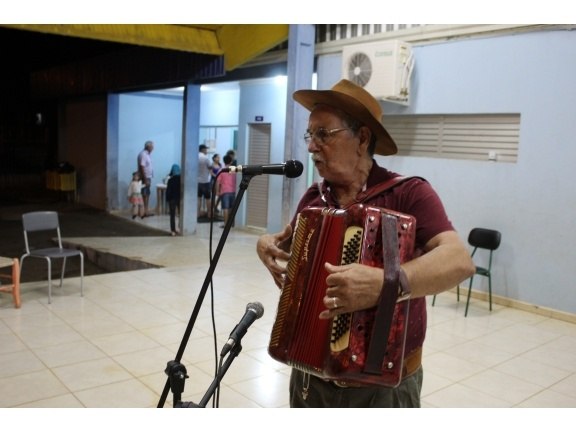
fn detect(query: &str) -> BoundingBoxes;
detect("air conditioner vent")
[341,40,414,105]
[347,52,372,87]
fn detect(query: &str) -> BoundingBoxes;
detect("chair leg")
[47,257,52,304]
[59,257,67,288]
[19,256,25,281]
[488,275,492,311]
[12,258,21,308]
[79,253,84,297]
[432,284,462,307]
[465,276,474,317]
[0,259,21,309]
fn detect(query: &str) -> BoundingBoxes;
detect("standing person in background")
[137,140,154,217]
[211,153,223,180]
[216,154,237,229]
[226,149,237,166]
[127,171,144,220]
[256,79,475,408]
[198,144,213,218]
[166,164,181,236]
[211,153,223,215]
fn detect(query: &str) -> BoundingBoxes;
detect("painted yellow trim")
[3,24,223,55]
[217,24,289,71]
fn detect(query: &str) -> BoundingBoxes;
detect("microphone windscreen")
[247,302,264,318]
[285,160,304,178]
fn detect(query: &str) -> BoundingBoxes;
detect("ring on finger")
[332,296,338,309]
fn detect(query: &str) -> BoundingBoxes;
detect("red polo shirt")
[291,159,455,356]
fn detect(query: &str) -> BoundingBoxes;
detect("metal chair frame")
[432,227,501,317]
[20,211,84,303]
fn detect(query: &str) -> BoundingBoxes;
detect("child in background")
[216,154,237,228]
[127,171,144,219]
[166,164,181,236]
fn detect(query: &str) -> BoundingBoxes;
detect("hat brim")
[293,89,397,156]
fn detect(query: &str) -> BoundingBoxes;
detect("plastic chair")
[20,211,84,304]
[0,256,21,308]
[432,227,501,317]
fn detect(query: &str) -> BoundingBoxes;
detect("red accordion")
[268,203,416,387]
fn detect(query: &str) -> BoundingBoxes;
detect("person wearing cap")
[256,79,474,408]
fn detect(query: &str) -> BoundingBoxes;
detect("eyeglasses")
[303,127,352,145]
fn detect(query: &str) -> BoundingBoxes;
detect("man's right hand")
[256,224,292,289]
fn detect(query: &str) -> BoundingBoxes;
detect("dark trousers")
[289,367,423,408]
[168,200,179,232]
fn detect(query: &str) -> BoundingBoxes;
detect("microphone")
[222,160,303,178]
[220,302,265,357]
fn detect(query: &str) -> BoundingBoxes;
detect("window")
[382,114,520,162]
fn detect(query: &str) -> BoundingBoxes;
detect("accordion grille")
[269,214,310,346]
[331,226,363,352]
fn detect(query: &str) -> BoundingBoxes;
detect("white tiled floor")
[1,212,576,410]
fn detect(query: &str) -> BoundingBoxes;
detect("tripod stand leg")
[164,360,188,408]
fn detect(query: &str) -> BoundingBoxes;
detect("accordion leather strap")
[348,176,416,375]
[363,213,401,374]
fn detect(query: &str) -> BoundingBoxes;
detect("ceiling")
[1,24,289,72]
[0,24,289,99]
[1,24,288,71]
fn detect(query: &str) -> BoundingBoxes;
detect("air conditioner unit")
[342,40,414,104]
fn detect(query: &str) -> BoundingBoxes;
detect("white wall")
[314,30,576,314]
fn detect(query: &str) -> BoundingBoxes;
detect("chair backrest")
[22,211,60,232]
[22,211,63,252]
[468,228,501,251]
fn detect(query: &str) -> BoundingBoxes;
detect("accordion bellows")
[268,204,416,387]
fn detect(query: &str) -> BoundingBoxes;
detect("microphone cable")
[207,172,222,407]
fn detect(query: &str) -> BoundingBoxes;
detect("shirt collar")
[319,159,382,207]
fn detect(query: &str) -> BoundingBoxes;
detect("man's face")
[306,105,363,185]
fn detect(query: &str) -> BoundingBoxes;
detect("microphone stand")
[157,173,255,408]
[181,342,244,408]
[167,337,244,408]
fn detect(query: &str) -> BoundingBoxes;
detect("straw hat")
[293,79,397,155]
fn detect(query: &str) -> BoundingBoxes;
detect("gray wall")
[236,79,288,229]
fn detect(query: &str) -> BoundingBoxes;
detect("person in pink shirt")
[216,154,237,228]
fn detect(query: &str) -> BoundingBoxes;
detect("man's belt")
[330,347,423,389]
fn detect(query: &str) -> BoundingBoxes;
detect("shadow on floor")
[0,195,167,283]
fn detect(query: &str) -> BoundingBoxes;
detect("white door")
[245,123,271,229]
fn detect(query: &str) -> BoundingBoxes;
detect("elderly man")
[257,80,474,408]
[137,140,154,217]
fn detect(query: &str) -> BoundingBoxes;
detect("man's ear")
[357,126,371,154]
